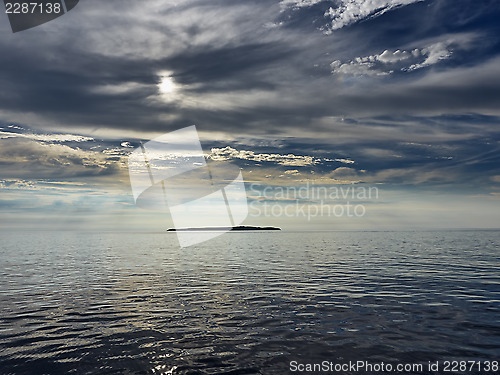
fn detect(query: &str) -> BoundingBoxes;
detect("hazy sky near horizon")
[0,0,499,231]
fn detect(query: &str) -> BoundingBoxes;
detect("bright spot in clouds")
[158,73,177,97]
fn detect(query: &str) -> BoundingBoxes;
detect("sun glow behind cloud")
[158,72,178,99]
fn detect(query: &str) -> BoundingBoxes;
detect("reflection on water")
[0,231,499,374]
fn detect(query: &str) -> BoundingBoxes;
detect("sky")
[0,0,499,232]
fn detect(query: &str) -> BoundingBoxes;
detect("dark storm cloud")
[0,0,498,130]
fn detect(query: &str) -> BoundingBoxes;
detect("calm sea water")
[0,231,499,374]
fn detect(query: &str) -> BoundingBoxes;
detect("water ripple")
[0,230,499,374]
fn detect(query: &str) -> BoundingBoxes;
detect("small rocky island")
[167,225,281,232]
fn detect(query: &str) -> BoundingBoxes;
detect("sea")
[0,230,499,374]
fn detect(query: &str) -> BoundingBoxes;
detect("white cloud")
[331,158,356,164]
[0,129,94,143]
[280,0,324,10]
[0,179,90,191]
[208,146,353,167]
[209,146,320,166]
[407,42,452,71]
[329,166,361,179]
[91,82,151,95]
[324,0,424,31]
[378,49,413,63]
[330,59,391,76]
[278,0,423,32]
[331,42,453,76]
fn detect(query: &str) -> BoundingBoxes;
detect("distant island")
[167,225,281,232]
